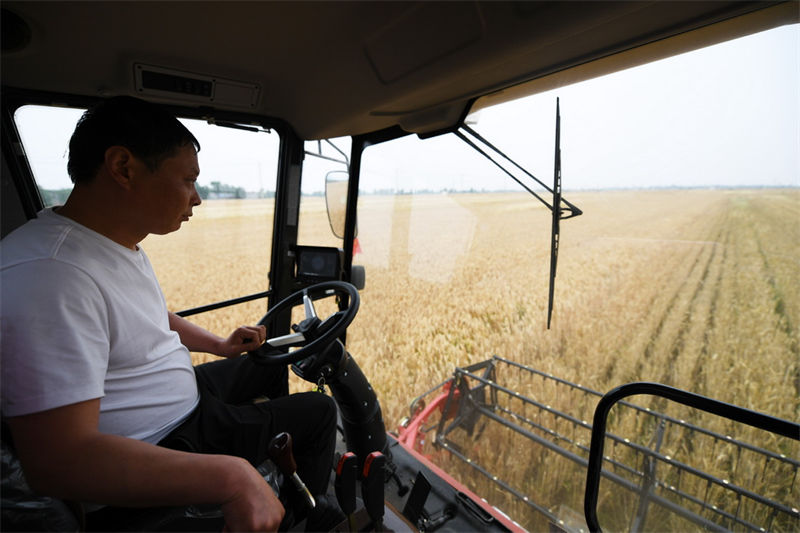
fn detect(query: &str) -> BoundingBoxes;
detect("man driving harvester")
[1,96,341,531]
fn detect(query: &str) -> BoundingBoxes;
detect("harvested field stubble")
[144,189,799,529]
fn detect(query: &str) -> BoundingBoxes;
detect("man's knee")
[304,392,337,425]
[295,392,337,444]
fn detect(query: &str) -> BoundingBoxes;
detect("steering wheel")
[248,281,359,366]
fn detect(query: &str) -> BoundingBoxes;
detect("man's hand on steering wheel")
[218,325,267,358]
[248,281,359,366]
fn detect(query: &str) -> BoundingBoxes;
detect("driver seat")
[1,428,84,531]
[2,435,230,532]
[0,422,252,532]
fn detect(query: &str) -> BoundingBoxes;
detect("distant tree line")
[200,181,246,199]
[197,181,276,199]
[38,188,71,206]
[38,182,277,205]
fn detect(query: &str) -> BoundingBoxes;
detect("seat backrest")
[1,438,83,531]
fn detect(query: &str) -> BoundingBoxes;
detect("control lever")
[361,451,386,531]
[335,452,358,531]
[267,432,316,509]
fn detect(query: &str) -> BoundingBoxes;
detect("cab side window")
[13,106,281,359]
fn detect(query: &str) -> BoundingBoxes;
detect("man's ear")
[104,146,135,189]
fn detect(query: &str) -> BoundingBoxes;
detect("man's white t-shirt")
[1,208,199,444]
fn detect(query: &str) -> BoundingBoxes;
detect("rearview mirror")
[325,170,352,239]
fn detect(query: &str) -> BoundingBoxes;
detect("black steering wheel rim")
[248,281,359,366]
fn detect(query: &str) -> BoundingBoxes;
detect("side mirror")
[324,171,364,289]
[324,170,354,239]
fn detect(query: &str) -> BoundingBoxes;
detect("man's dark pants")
[160,354,338,498]
[85,355,337,530]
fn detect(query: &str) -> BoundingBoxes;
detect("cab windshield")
[326,25,798,530]
[11,23,798,531]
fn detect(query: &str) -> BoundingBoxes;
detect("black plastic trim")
[584,382,800,532]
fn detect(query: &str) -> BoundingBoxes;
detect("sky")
[361,23,799,192]
[14,23,799,193]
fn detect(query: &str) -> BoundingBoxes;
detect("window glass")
[353,133,534,423]
[346,25,798,531]
[12,107,280,358]
[351,23,798,425]
[298,137,352,248]
[14,105,82,205]
[141,118,279,349]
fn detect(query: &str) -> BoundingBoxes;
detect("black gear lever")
[267,432,316,510]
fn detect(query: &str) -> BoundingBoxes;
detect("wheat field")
[142,188,799,530]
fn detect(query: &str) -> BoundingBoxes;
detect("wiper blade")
[548,98,562,329]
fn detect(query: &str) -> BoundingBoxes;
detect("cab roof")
[2,1,797,139]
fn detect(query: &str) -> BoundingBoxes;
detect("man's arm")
[168,312,265,358]
[6,399,283,531]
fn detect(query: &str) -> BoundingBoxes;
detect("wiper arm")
[205,117,272,134]
[455,123,581,220]
[455,124,553,210]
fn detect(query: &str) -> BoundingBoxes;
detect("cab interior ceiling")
[1,1,797,140]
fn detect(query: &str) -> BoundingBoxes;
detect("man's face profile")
[129,144,202,236]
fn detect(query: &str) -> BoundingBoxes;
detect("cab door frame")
[0,87,304,339]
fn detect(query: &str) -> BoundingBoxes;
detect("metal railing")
[584,382,800,532]
[175,290,271,317]
[413,356,799,532]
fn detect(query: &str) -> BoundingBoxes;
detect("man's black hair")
[67,96,200,184]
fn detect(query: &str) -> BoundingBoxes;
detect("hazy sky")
[15,23,799,193]
[499,21,799,190]
[361,23,799,192]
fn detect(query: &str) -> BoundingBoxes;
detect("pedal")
[401,471,431,527]
[361,451,386,531]
[335,452,358,531]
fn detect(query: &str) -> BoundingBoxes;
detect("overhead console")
[133,63,260,109]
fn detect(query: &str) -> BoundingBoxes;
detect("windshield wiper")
[206,117,272,133]
[455,98,581,329]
